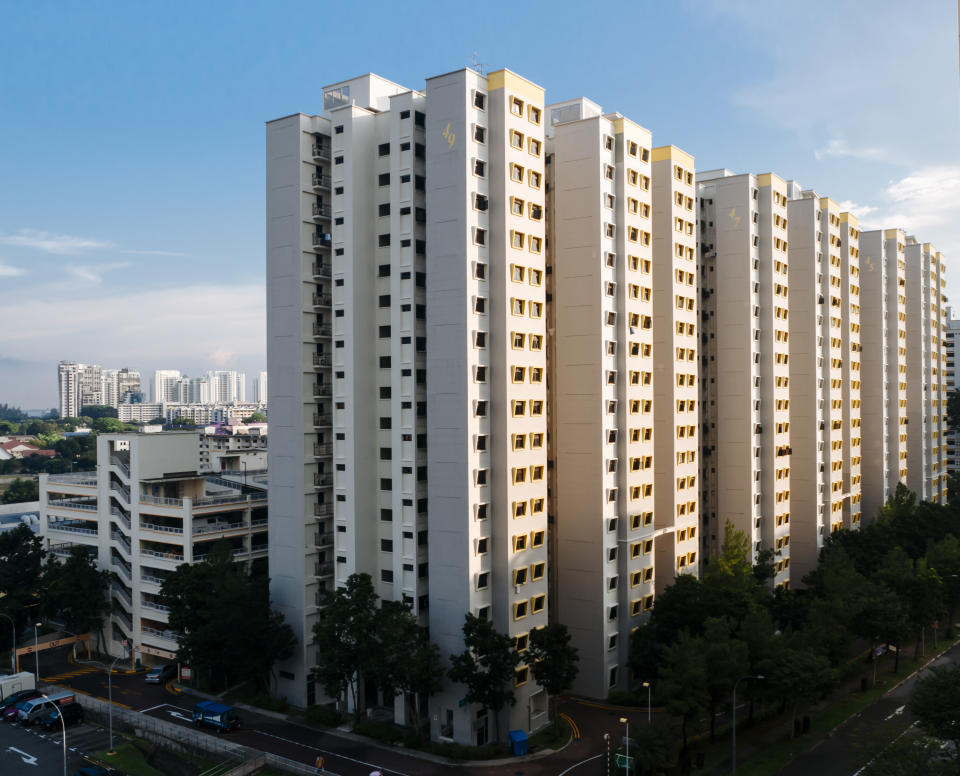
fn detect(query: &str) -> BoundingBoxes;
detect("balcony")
[47,473,97,487]
[141,521,184,535]
[314,503,333,517]
[312,233,332,249]
[312,262,332,280]
[311,143,331,161]
[314,533,333,550]
[312,172,331,190]
[312,293,332,308]
[315,562,334,578]
[312,202,332,219]
[141,598,170,614]
[312,383,332,398]
[141,625,180,644]
[141,548,185,563]
[313,413,333,427]
[313,322,332,337]
[313,353,332,367]
[48,520,97,536]
[47,499,98,512]
[314,473,333,488]
[314,443,332,457]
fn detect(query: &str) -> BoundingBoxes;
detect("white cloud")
[835,200,880,227]
[0,261,25,277]
[65,262,132,284]
[120,249,187,257]
[814,138,891,163]
[0,228,114,254]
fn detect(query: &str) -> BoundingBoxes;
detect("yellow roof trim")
[757,172,785,188]
[819,197,837,210]
[651,145,694,168]
[884,228,903,239]
[840,212,859,227]
[486,69,544,104]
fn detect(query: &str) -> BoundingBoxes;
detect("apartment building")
[199,422,268,473]
[254,372,269,404]
[58,361,140,416]
[651,146,699,590]
[697,171,792,587]
[117,402,265,425]
[38,432,268,666]
[547,99,657,697]
[904,238,949,502]
[945,312,960,477]
[152,370,183,403]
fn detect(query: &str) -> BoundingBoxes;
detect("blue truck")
[191,701,241,733]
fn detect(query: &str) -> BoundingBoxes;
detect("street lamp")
[107,646,129,754]
[33,622,42,684]
[39,693,67,776]
[732,675,764,776]
[619,716,630,775]
[0,613,15,674]
[642,681,651,724]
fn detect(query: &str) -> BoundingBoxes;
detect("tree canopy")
[1,477,39,504]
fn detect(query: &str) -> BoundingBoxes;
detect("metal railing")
[311,172,331,189]
[312,292,332,306]
[313,443,332,457]
[112,530,132,555]
[315,562,334,578]
[312,353,332,367]
[110,456,130,478]
[140,626,181,643]
[112,554,132,579]
[47,473,97,486]
[312,201,331,216]
[110,481,131,502]
[193,521,244,535]
[112,583,132,606]
[314,473,333,487]
[141,521,184,535]
[141,574,166,587]
[111,506,131,530]
[112,605,133,629]
[141,599,170,613]
[314,503,333,517]
[312,383,332,397]
[313,413,332,426]
[311,143,331,160]
[47,499,98,511]
[141,548,185,562]
[312,262,331,279]
[312,322,332,336]
[49,521,98,536]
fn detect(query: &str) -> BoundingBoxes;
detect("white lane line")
[139,702,192,714]
[557,753,605,775]
[251,729,413,776]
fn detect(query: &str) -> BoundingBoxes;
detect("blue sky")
[1,0,957,408]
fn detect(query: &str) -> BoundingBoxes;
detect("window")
[378,173,390,186]
[474,124,486,143]
[510,163,525,182]
[476,572,489,590]
[474,159,486,177]
[530,530,545,548]
[474,90,486,110]
[531,561,545,580]
[513,567,528,586]
[510,129,524,149]
[473,227,487,246]
[528,138,541,156]
[511,96,524,116]
[529,170,542,188]
[378,142,390,157]
[531,594,545,613]
[474,193,488,211]
[528,105,541,124]
[476,537,489,554]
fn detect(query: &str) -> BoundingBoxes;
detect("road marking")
[251,729,413,776]
[140,703,192,714]
[167,710,193,722]
[884,704,905,720]
[6,746,38,765]
[559,712,581,739]
[557,753,604,775]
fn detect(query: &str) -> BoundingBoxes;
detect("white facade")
[152,370,183,404]
[59,362,139,415]
[38,433,268,666]
[945,310,960,477]
[254,372,268,404]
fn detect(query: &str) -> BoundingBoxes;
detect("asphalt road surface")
[780,640,960,776]
[22,645,639,774]
[0,715,112,775]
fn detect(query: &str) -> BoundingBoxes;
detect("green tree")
[0,525,45,630]
[855,581,910,674]
[163,542,296,691]
[630,723,679,776]
[703,617,749,741]
[448,613,519,743]
[312,572,380,714]
[0,404,27,422]
[2,477,38,504]
[527,623,579,731]
[909,665,960,761]
[925,535,960,638]
[40,547,110,654]
[760,647,833,738]
[81,405,118,421]
[91,417,136,433]
[658,631,708,757]
[246,412,267,423]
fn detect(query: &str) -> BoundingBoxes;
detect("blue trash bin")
[509,729,529,756]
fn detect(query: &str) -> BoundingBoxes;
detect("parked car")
[0,689,40,717]
[3,692,41,722]
[41,701,84,730]
[191,701,240,733]
[18,692,75,725]
[144,664,176,684]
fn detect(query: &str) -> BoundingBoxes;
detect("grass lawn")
[96,743,165,776]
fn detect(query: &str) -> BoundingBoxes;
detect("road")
[780,640,960,776]
[0,715,112,775]
[21,645,621,775]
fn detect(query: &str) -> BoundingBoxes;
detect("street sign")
[616,753,635,772]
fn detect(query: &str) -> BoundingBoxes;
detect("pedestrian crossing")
[42,666,99,682]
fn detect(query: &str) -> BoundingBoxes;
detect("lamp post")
[642,681,651,724]
[33,622,42,684]
[732,675,764,776]
[619,716,630,774]
[40,693,67,776]
[0,613,15,674]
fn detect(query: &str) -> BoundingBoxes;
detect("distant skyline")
[1,0,957,406]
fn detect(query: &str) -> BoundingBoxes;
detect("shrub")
[305,704,342,726]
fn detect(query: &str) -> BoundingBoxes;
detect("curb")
[881,637,960,698]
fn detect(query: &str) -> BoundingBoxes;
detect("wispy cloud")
[65,262,132,284]
[835,200,880,227]
[0,261,26,277]
[119,249,187,257]
[814,138,891,163]
[0,228,114,254]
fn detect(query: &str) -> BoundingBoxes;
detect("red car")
[2,691,40,722]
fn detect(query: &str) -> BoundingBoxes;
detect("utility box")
[509,729,528,756]
[0,672,35,701]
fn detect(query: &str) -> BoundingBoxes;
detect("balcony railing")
[48,521,97,536]
[312,233,332,249]
[141,574,166,587]
[312,262,332,279]
[313,322,332,337]
[193,521,244,535]
[110,456,130,478]
[112,584,132,606]
[314,473,333,487]
[141,599,170,614]
[113,606,133,630]
[312,292,332,307]
[312,383,332,397]
[312,353,332,367]
[112,531,132,555]
[314,533,333,549]
[316,562,334,578]
[111,481,131,503]
[141,626,180,643]
[312,202,332,218]
[47,473,97,486]
[311,143,331,161]
[111,507,131,530]
[314,443,332,457]
[141,548,185,562]
[313,413,333,427]
[141,521,184,535]
[112,554,132,579]
[47,499,98,511]
[314,503,333,517]
[312,172,331,189]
